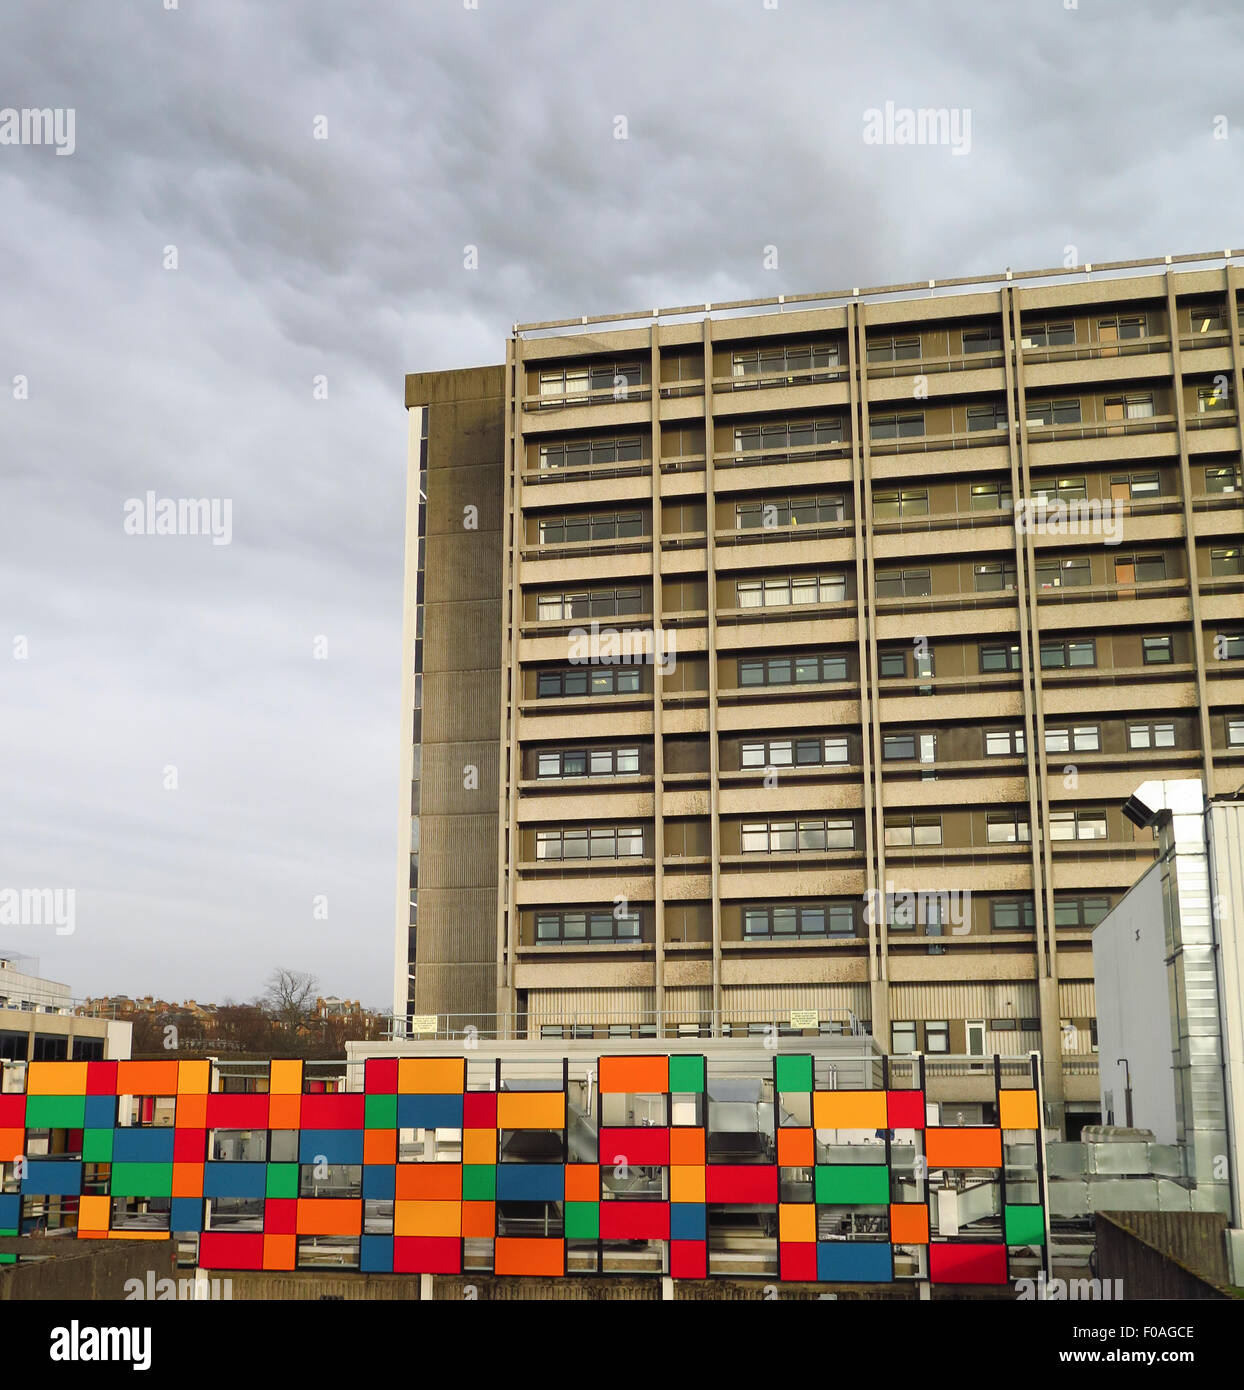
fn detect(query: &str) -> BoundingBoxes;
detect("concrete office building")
[397,251,1244,1132]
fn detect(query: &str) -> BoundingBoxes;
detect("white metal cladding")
[1058,981,1097,1017]
[889,982,1040,1019]
[720,982,870,1016]
[526,987,655,1020]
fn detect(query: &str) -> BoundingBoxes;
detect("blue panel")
[360,1235,393,1273]
[396,1094,463,1130]
[84,1095,117,1129]
[0,1192,21,1231]
[363,1165,396,1200]
[113,1128,175,1164]
[816,1241,893,1283]
[201,1162,267,1199]
[670,1203,706,1240]
[170,1198,204,1232]
[298,1129,365,1166]
[21,1161,82,1196]
[495,1163,564,1202]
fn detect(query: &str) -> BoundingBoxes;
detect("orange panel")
[462,1129,496,1164]
[26,1062,89,1096]
[462,1201,495,1238]
[171,1163,204,1198]
[395,1164,462,1201]
[812,1090,887,1131]
[925,1127,1002,1169]
[598,1056,669,1095]
[999,1089,1039,1131]
[777,1128,815,1167]
[77,1195,111,1231]
[263,1234,297,1270]
[496,1091,564,1131]
[398,1058,464,1095]
[395,1200,461,1238]
[175,1093,208,1129]
[564,1164,600,1201]
[77,1228,108,1241]
[268,1059,303,1095]
[364,1129,397,1165]
[494,1237,564,1277]
[778,1203,816,1243]
[176,1060,210,1094]
[297,1199,362,1236]
[108,1229,167,1241]
[0,1129,23,1162]
[117,1061,179,1096]
[670,1165,705,1203]
[267,1094,301,1130]
[890,1203,929,1244]
[670,1128,705,1165]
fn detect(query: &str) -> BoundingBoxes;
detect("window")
[743,903,853,938]
[537,746,640,779]
[539,362,642,401]
[1188,304,1227,335]
[980,643,1022,673]
[970,481,1013,510]
[735,496,845,528]
[1027,398,1082,427]
[870,412,924,440]
[967,403,1008,432]
[737,651,847,687]
[867,336,920,363]
[1021,321,1075,349]
[986,811,1031,843]
[1031,476,1086,504]
[1205,466,1241,494]
[1036,557,1091,589]
[1142,635,1173,665]
[1098,314,1147,342]
[1128,722,1176,750]
[534,826,644,861]
[740,817,854,853]
[1218,634,1244,660]
[538,435,643,470]
[985,728,1025,756]
[1053,897,1111,928]
[1227,717,1244,747]
[731,343,841,387]
[1048,808,1108,841]
[733,418,845,456]
[1198,382,1231,412]
[882,732,936,764]
[1110,472,1161,500]
[1104,392,1156,421]
[539,512,643,544]
[741,735,849,769]
[974,561,1016,592]
[883,815,942,846]
[535,908,641,943]
[873,489,929,517]
[1039,639,1096,669]
[875,568,931,598]
[735,573,846,608]
[1114,553,1166,585]
[536,667,641,698]
[925,1021,950,1053]
[536,587,643,621]
[891,1022,917,1054]
[1211,547,1243,576]
[991,898,1036,930]
[1046,725,1100,753]
[963,327,1002,354]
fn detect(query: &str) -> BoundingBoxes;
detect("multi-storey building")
[398,252,1244,1133]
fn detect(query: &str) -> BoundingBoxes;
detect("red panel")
[364,1058,398,1094]
[670,1240,706,1279]
[264,1199,297,1234]
[886,1090,925,1130]
[393,1236,462,1274]
[780,1243,818,1282]
[173,1128,207,1163]
[300,1093,366,1130]
[199,1232,265,1271]
[929,1243,1008,1286]
[705,1165,778,1204]
[0,1096,25,1127]
[599,1201,669,1241]
[599,1127,670,1167]
[205,1094,269,1130]
[463,1091,497,1128]
[86,1062,118,1096]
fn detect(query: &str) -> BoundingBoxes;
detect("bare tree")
[260,968,319,1031]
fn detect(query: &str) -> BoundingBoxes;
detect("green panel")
[814,1165,890,1205]
[462,1165,495,1201]
[365,1095,397,1129]
[265,1164,298,1199]
[25,1095,86,1129]
[775,1055,813,1093]
[0,1253,15,1265]
[668,1055,704,1095]
[109,1162,173,1198]
[82,1129,114,1162]
[1004,1204,1045,1246]
[564,1202,599,1240]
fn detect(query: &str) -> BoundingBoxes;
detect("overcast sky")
[0,0,1240,1011]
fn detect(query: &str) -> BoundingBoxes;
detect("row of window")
[741,736,851,768]
[536,668,641,699]
[536,746,641,779]
[735,496,845,528]
[538,512,643,544]
[534,826,644,861]
[534,909,642,943]
[536,587,644,621]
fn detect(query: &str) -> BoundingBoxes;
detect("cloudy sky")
[0,0,1240,1012]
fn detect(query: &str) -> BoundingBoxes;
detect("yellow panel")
[398,1058,464,1095]
[268,1059,303,1095]
[462,1129,497,1164]
[670,1165,705,1203]
[107,1230,168,1241]
[812,1090,887,1131]
[778,1203,816,1244]
[26,1062,89,1096]
[999,1089,1039,1131]
[77,1195,111,1231]
[497,1091,565,1131]
[394,1200,461,1239]
[176,1060,210,1094]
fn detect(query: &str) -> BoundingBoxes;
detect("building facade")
[398,253,1244,1133]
